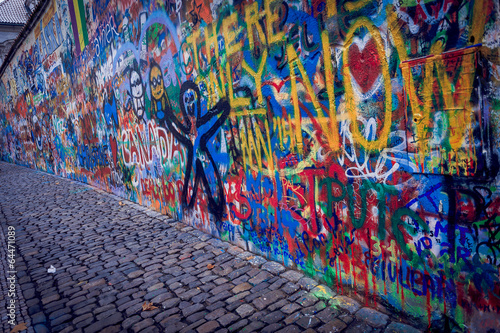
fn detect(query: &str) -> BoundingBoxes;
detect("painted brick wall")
[1,0,500,329]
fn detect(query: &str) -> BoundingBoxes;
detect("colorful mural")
[1,0,500,330]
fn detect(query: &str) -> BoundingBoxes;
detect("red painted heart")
[347,38,381,94]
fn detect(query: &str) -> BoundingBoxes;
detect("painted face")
[130,71,143,98]
[130,70,145,120]
[182,88,197,117]
[149,65,164,101]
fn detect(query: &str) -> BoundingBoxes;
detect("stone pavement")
[0,162,423,333]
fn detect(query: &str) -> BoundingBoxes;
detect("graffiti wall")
[1,0,500,329]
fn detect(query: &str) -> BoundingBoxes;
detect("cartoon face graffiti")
[129,68,145,120]
[149,63,164,101]
[182,85,199,140]
[149,61,172,124]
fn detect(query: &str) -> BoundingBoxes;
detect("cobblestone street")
[0,162,423,333]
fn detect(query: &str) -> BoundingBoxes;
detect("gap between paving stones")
[0,162,424,333]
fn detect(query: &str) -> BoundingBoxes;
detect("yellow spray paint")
[245,1,267,51]
[238,115,274,173]
[264,0,285,45]
[242,50,268,105]
[223,12,242,58]
[287,42,343,155]
[321,30,340,152]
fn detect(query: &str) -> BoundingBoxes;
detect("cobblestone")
[318,318,348,333]
[253,290,286,310]
[197,320,220,332]
[218,313,239,327]
[232,282,252,293]
[385,322,423,333]
[356,307,389,328]
[280,270,304,283]
[261,262,285,275]
[247,256,267,267]
[298,277,319,291]
[281,282,300,294]
[344,320,373,333]
[330,296,362,314]
[235,304,255,318]
[248,271,273,285]
[0,162,424,333]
